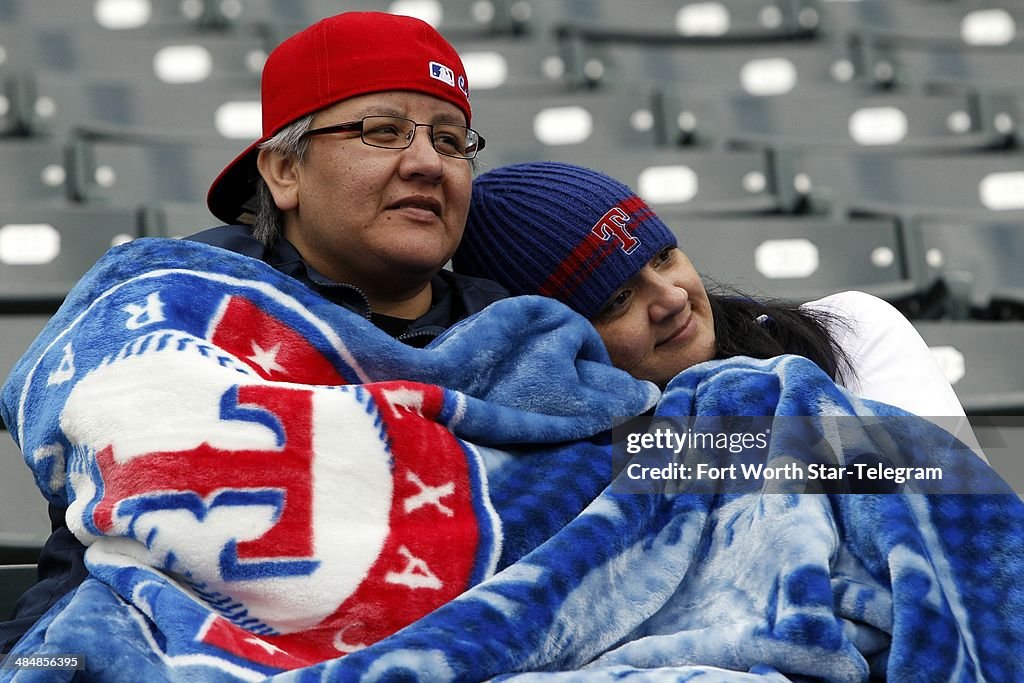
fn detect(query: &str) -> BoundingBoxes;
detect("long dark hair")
[706,281,853,384]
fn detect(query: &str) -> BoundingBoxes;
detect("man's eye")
[432,130,467,154]
[364,125,404,140]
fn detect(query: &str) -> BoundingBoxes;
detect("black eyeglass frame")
[300,115,485,160]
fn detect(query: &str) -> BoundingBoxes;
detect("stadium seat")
[0,313,48,393]
[967,417,1024,497]
[517,146,800,216]
[528,0,820,41]
[0,74,25,135]
[0,434,50,564]
[67,135,242,207]
[915,320,1024,415]
[454,33,573,93]
[820,0,1024,46]
[792,149,1024,216]
[0,203,139,312]
[0,139,71,203]
[0,25,267,86]
[19,71,261,140]
[0,0,230,31]
[0,565,38,619]
[139,201,221,239]
[691,90,1013,152]
[259,0,524,43]
[472,85,667,164]
[905,214,1024,317]
[660,214,921,305]
[863,38,1024,94]
[572,37,865,96]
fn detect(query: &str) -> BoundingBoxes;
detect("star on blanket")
[247,341,286,375]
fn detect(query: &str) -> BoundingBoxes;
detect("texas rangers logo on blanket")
[27,270,500,669]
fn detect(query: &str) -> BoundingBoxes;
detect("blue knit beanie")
[454,161,677,319]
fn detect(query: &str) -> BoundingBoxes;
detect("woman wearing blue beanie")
[454,161,968,420]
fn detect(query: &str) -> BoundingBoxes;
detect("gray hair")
[252,113,315,245]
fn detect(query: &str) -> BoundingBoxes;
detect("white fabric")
[803,291,987,462]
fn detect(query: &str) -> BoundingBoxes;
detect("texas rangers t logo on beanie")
[591,206,640,255]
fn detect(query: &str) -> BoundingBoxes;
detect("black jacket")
[0,225,507,653]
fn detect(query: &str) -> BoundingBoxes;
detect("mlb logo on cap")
[430,61,455,86]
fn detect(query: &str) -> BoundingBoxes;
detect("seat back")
[915,321,1024,415]
[0,203,139,311]
[0,433,50,564]
[663,214,920,304]
[0,564,39,620]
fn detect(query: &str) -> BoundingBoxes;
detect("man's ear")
[256,148,300,211]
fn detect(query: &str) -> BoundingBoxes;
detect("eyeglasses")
[300,115,485,160]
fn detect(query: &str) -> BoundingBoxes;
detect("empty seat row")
[0,197,1019,321]
[3,68,1019,158]
[3,71,260,140]
[0,136,238,205]
[0,0,530,37]
[0,25,267,85]
[5,132,1024,232]
[4,4,1024,97]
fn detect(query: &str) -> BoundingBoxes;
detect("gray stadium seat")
[863,38,1024,94]
[67,135,241,207]
[0,74,22,135]
[0,565,38,618]
[905,215,1024,318]
[967,417,1024,497]
[573,38,865,95]
[0,204,139,311]
[20,71,261,140]
[0,313,48,390]
[915,321,1024,415]
[270,0,524,40]
[0,140,71,203]
[139,201,221,239]
[0,0,233,31]
[518,146,800,216]
[820,0,1024,45]
[691,91,1013,153]
[661,214,921,305]
[454,34,572,93]
[0,306,48,565]
[792,150,1024,216]
[472,85,667,165]
[0,25,267,86]
[0,434,50,564]
[528,0,821,41]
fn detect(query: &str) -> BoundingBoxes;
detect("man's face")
[281,91,473,296]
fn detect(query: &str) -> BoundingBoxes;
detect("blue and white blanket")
[1,238,1021,682]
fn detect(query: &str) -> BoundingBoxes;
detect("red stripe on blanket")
[211,296,349,385]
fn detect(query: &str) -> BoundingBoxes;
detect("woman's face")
[592,247,716,386]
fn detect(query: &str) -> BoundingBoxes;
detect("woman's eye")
[598,290,632,319]
[654,247,675,265]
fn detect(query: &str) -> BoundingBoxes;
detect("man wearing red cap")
[1,11,505,654]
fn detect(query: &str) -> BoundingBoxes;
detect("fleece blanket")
[2,238,1022,682]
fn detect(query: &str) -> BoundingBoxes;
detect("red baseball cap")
[206,12,472,225]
